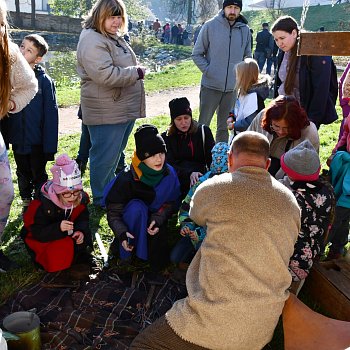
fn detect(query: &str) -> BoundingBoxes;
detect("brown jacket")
[77,29,146,125]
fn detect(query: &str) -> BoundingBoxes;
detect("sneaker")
[0,251,19,273]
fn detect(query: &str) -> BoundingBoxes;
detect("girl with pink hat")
[21,154,93,272]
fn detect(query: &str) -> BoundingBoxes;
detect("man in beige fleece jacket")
[130,131,301,350]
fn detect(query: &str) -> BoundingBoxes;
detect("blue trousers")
[170,235,196,264]
[88,121,134,205]
[255,51,273,75]
[120,199,169,270]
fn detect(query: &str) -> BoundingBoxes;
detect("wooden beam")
[298,32,350,56]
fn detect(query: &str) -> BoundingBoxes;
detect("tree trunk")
[187,0,193,24]
[14,0,23,27]
[31,0,36,28]
[85,0,92,11]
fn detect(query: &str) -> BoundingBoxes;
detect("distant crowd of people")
[130,17,202,46]
[1,0,350,348]
[152,19,192,45]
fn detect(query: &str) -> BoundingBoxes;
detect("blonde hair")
[0,0,11,118]
[235,58,259,96]
[82,0,128,36]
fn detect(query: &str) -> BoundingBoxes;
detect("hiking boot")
[0,251,19,273]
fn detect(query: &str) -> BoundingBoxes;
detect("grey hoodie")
[192,11,252,93]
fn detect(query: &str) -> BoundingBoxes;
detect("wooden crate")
[304,259,350,321]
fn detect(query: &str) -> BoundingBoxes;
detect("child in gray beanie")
[279,140,335,294]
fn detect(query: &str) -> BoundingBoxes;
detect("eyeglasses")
[270,123,289,133]
[61,190,81,198]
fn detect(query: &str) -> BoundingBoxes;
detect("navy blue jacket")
[7,64,58,155]
[255,28,273,53]
[274,53,338,128]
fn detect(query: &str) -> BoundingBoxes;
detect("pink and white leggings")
[0,133,14,242]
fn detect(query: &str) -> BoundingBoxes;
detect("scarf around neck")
[131,151,166,187]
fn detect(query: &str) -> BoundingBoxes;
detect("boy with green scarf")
[105,124,180,271]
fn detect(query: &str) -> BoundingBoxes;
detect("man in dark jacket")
[254,22,274,75]
[171,24,179,44]
[192,0,251,143]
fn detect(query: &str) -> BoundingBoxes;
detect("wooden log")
[298,32,350,56]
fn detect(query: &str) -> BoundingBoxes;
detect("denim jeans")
[254,50,273,75]
[87,121,134,205]
[170,235,196,264]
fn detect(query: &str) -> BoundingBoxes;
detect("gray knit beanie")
[280,140,320,181]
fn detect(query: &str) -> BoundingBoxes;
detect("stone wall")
[9,12,82,34]
[10,30,80,51]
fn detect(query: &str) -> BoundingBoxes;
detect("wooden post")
[297,31,350,56]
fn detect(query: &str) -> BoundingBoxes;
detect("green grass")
[56,87,81,107]
[144,60,201,93]
[244,3,350,35]
[56,60,201,107]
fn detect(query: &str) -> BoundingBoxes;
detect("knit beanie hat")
[223,0,242,10]
[134,124,167,161]
[169,97,192,120]
[50,154,82,194]
[210,142,229,175]
[280,140,320,181]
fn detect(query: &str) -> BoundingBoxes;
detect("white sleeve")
[9,43,38,113]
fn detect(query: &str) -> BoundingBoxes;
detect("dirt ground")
[58,85,200,135]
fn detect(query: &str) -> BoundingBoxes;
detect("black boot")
[0,251,19,273]
[76,158,87,176]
